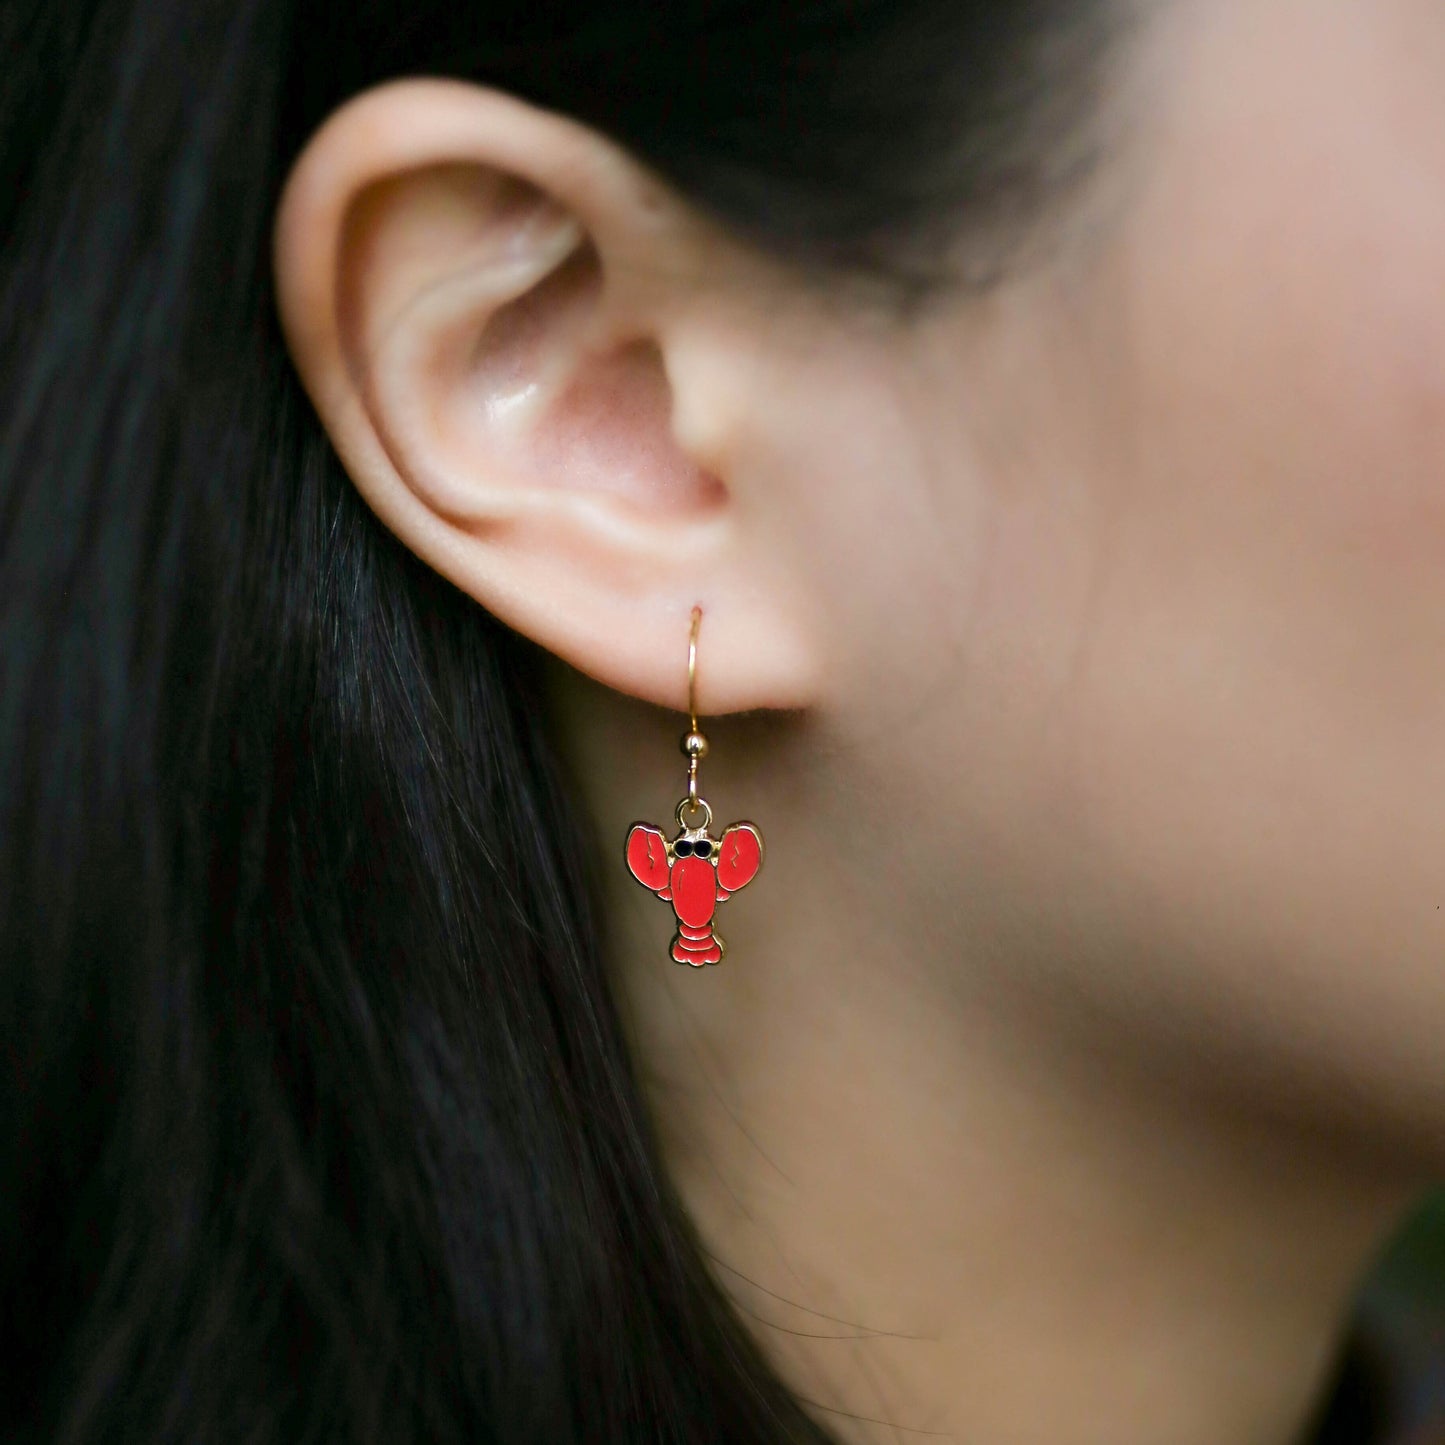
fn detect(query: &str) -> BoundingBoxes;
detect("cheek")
[1112,5,1445,759]
[1111,0,1445,575]
[1112,184,1445,741]
[1026,1,1445,1134]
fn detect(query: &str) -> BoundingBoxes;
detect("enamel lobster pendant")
[625,607,763,967]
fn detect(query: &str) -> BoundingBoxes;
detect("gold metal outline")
[676,796,713,832]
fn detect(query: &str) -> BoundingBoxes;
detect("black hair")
[0,0,1376,1440]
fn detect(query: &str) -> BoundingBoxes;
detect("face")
[272,0,1445,1169]
[749,0,1445,1159]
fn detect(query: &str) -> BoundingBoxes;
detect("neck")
[550,672,1417,1445]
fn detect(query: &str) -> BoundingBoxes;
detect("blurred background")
[1346,1191,1445,1443]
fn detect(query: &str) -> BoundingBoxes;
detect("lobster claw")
[626,823,671,893]
[716,822,763,896]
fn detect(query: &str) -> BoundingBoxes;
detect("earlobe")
[272,78,820,713]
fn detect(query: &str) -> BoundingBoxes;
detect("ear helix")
[622,606,764,968]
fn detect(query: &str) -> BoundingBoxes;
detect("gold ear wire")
[680,605,709,817]
[687,603,701,735]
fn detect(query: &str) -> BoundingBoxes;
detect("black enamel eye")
[693,839,713,859]
[673,838,694,857]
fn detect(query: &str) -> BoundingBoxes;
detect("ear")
[272,78,819,713]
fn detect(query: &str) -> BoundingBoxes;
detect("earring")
[624,606,764,968]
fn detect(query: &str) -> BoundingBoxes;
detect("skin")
[273,1,1445,1439]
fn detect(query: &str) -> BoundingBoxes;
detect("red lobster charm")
[626,813,763,966]
[625,606,764,968]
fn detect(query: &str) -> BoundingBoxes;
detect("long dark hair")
[0,1,1376,1440]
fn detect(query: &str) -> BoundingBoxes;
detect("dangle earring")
[624,606,764,968]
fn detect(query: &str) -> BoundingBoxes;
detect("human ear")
[271,78,820,713]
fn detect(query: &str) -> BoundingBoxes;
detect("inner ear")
[533,335,728,513]
[337,164,582,371]
[466,239,602,395]
[336,159,723,525]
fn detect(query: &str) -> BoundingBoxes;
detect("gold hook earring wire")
[680,605,710,819]
[687,604,702,734]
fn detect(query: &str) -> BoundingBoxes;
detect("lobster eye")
[693,839,713,859]
[673,838,694,857]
